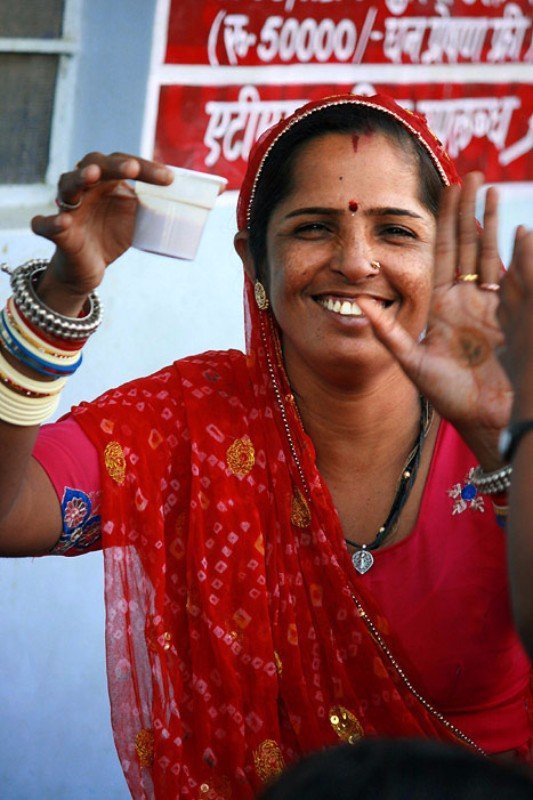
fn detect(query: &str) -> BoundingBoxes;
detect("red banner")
[165,1,532,66]
[154,82,533,188]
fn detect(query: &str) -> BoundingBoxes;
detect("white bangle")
[0,380,60,426]
[0,347,67,396]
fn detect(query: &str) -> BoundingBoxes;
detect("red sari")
[72,287,495,799]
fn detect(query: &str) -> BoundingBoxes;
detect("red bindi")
[348,200,358,212]
[351,134,359,152]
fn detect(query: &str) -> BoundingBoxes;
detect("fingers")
[433,183,460,288]
[356,297,422,381]
[478,185,501,285]
[497,228,533,331]
[56,152,173,206]
[76,152,173,185]
[456,172,483,278]
[31,212,73,242]
[509,226,533,290]
[435,173,505,292]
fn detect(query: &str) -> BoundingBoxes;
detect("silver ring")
[55,195,82,212]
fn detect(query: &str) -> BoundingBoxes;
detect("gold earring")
[254,280,269,310]
[370,260,381,272]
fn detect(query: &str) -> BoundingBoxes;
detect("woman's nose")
[330,229,378,281]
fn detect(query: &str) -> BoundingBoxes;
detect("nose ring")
[370,260,381,272]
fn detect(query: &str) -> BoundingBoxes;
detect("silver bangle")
[470,463,512,495]
[8,259,102,341]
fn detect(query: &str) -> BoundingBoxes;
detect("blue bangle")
[0,313,82,375]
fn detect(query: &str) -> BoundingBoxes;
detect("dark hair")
[248,106,444,281]
[257,740,533,800]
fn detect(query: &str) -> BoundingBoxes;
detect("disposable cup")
[132,166,227,260]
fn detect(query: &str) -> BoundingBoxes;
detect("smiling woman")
[258,131,436,383]
[0,93,531,799]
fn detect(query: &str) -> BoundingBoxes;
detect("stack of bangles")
[0,259,102,426]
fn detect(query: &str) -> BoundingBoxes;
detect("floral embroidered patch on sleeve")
[447,468,485,515]
[49,487,102,555]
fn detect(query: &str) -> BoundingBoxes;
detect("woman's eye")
[294,222,331,238]
[382,225,416,239]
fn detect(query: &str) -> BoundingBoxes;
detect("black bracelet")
[499,419,533,463]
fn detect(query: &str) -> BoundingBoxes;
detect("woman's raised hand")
[357,172,512,470]
[31,153,173,306]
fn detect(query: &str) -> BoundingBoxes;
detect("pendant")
[352,548,374,574]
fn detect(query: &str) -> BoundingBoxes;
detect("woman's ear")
[234,231,256,281]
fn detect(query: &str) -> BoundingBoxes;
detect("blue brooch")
[448,468,485,515]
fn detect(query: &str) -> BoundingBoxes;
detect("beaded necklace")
[261,311,433,574]
[346,396,433,574]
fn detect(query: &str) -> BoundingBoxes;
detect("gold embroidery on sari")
[104,441,126,485]
[274,650,283,676]
[226,436,255,477]
[135,728,154,767]
[329,706,364,744]
[290,488,311,528]
[253,739,285,783]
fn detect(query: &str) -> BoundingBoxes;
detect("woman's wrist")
[36,255,91,318]
[456,424,504,473]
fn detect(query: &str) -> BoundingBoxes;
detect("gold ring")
[455,273,478,283]
[370,260,381,272]
[479,283,500,292]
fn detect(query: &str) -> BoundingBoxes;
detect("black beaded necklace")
[347,397,432,575]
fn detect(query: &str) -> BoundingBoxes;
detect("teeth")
[319,297,364,316]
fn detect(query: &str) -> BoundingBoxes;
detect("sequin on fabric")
[329,706,364,744]
[135,728,154,768]
[104,440,126,485]
[226,435,255,477]
[253,739,285,784]
[290,488,311,527]
[199,776,233,799]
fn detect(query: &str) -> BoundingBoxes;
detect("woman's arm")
[0,153,172,556]
[498,229,533,656]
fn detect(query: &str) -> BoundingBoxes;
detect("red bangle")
[491,491,508,506]
[14,301,88,351]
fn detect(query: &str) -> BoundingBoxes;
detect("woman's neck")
[285,356,422,479]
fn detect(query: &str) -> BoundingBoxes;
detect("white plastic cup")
[132,166,227,260]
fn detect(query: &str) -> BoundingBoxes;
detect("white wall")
[0,2,239,799]
[0,205,244,800]
[0,2,532,798]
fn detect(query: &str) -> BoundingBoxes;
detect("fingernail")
[156,167,173,182]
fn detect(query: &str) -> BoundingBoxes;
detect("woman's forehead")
[282,131,421,203]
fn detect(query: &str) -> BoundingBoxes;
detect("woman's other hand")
[357,172,512,471]
[498,227,533,420]
[31,153,173,313]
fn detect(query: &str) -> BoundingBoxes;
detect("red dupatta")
[72,95,481,800]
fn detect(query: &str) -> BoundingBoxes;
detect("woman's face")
[264,131,437,385]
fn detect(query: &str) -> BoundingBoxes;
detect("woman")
[0,94,530,799]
